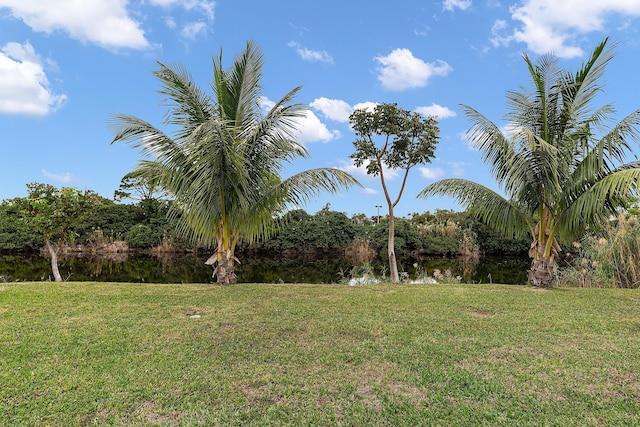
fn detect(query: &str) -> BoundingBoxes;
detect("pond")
[0,253,530,284]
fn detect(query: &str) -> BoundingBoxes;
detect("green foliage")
[22,183,96,245]
[0,199,42,251]
[350,103,439,174]
[561,214,640,288]
[260,208,356,250]
[125,224,161,249]
[113,170,169,202]
[364,218,425,256]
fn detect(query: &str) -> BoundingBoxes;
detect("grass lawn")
[1,282,639,426]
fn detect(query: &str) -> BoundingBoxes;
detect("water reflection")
[0,253,529,284]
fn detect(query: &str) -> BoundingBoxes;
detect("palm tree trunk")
[45,237,63,282]
[527,219,559,287]
[215,250,237,285]
[205,241,238,285]
[527,256,556,287]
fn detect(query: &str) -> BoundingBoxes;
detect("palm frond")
[460,105,518,186]
[154,62,213,140]
[418,179,533,239]
[560,168,640,241]
[276,168,362,208]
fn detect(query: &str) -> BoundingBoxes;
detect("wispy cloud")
[42,169,73,183]
[288,41,333,63]
[419,166,445,180]
[415,103,456,119]
[443,0,472,11]
[180,21,207,39]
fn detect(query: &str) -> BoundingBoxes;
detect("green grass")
[1,282,639,426]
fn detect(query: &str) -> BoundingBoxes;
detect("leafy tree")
[22,183,95,282]
[110,41,359,284]
[0,198,42,251]
[419,38,640,287]
[113,171,169,202]
[350,103,439,283]
[256,208,356,251]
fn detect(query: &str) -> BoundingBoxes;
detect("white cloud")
[180,21,207,39]
[419,167,445,180]
[375,48,452,91]
[310,98,378,124]
[309,98,352,122]
[0,42,67,116]
[0,0,151,50]
[0,1,217,49]
[443,0,472,11]
[362,187,379,195]
[415,103,456,119]
[294,110,341,143]
[42,169,73,183]
[288,41,333,63]
[492,0,640,58]
[336,158,400,182]
[149,0,215,20]
[309,97,378,123]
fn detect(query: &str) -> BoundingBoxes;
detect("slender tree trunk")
[45,237,63,282]
[388,206,400,284]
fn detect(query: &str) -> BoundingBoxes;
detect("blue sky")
[1,1,639,218]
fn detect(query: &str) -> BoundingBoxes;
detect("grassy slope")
[1,282,639,426]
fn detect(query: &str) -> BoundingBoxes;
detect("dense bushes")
[1,190,529,257]
[0,194,174,252]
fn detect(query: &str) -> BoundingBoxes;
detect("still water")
[0,253,529,285]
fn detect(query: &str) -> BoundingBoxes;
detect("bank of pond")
[0,252,529,285]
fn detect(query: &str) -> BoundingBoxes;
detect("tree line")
[0,185,529,258]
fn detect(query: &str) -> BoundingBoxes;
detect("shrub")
[125,224,161,249]
[561,214,640,288]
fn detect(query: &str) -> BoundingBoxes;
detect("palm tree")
[418,38,640,287]
[110,41,359,284]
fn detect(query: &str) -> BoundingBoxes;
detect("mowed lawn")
[1,282,639,426]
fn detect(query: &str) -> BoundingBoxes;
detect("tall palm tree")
[110,41,359,284]
[418,38,640,287]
